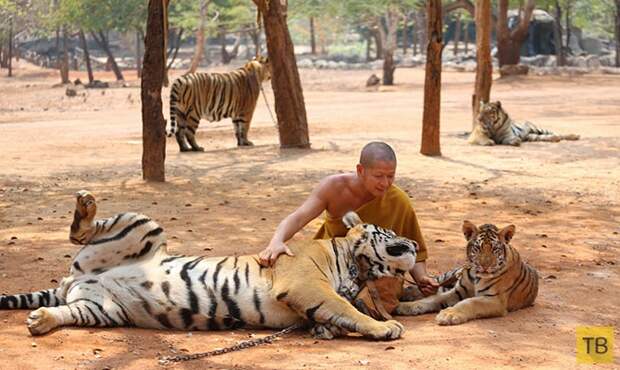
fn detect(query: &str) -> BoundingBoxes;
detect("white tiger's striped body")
[2,191,418,340]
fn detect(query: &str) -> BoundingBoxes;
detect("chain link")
[158,323,303,365]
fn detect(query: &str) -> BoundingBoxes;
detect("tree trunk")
[464,20,470,53]
[496,0,535,67]
[420,0,443,156]
[79,30,94,83]
[310,16,317,55]
[565,1,571,52]
[416,9,427,55]
[453,13,461,56]
[167,28,183,69]
[402,13,410,55]
[136,31,142,78]
[471,0,493,129]
[366,33,372,61]
[383,51,395,85]
[254,0,310,148]
[220,29,242,64]
[616,0,620,67]
[553,0,566,66]
[141,0,168,182]
[371,28,383,60]
[188,0,207,74]
[7,17,13,77]
[412,23,417,56]
[381,10,400,86]
[249,28,261,57]
[91,31,124,81]
[60,26,70,84]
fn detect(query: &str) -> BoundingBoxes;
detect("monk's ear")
[462,221,478,241]
[343,212,362,229]
[499,224,516,244]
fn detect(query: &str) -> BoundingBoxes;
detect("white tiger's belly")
[66,255,302,331]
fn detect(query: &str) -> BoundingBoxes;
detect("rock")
[366,74,380,87]
[499,64,529,77]
[65,86,77,97]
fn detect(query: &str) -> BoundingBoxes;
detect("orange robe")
[314,184,428,262]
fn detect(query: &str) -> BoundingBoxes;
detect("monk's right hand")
[258,241,295,267]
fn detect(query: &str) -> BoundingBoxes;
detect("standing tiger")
[168,57,271,152]
[396,221,539,325]
[468,101,580,146]
[1,190,417,340]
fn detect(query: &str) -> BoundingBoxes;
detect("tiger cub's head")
[342,212,417,280]
[478,101,507,133]
[462,221,516,275]
[245,56,271,82]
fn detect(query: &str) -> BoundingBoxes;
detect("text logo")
[576,326,614,364]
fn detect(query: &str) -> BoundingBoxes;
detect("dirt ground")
[0,60,619,370]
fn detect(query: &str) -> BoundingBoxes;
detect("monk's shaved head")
[359,141,397,168]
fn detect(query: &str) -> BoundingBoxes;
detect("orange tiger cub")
[395,221,539,325]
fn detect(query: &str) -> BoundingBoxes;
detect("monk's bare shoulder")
[316,173,355,200]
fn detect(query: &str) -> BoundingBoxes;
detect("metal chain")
[260,84,278,127]
[158,323,303,365]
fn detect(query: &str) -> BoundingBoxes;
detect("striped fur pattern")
[395,221,539,325]
[1,191,418,340]
[469,101,580,146]
[168,57,270,152]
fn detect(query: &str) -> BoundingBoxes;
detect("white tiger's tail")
[0,288,65,309]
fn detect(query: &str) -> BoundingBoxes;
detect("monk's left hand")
[415,275,439,296]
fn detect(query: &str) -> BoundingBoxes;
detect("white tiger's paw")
[435,307,469,326]
[310,323,347,340]
[27,308,59,336]
[367,320,404,340]
[75,190,96,217]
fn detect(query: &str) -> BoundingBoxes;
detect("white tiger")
[1,191,418,340]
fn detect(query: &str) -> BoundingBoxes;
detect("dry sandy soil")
[0,60,619,370]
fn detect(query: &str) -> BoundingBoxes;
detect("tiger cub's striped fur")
[468,101,580,146]
[395,221,539,325]
[168,57,270,152]
[1,191,418,340]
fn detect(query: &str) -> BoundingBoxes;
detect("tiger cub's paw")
[27,308,60,336]
[367,319,404,340]
[435,307,469,326]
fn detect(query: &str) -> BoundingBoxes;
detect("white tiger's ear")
[342,212,363,229]
[499,224,515,243]
[462,220,478,241]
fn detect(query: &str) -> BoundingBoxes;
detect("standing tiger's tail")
[168,79,181,137]
[0,288,65,309]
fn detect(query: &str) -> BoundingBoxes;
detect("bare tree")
[553,0,566,67]
[78,30,94,83]
[60,26,69,84]
[496,0,535,66]
[141,0,168,182]
[377,8,401,85]
[91,31,124,81]
[7,16,13,77]
[420,0,443,156]
[310,16,317,55]
[453,12,462,56]
[136,31,142,78]
[188,0,210,74]
[252,0,310,148]
[616,0,620,67]
[471,0,492,129]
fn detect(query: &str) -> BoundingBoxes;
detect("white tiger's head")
[478,101,507,133]
[245,56,271,82]
[342,212,417,281]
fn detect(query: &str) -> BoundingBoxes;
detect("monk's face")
[357,160,396,197]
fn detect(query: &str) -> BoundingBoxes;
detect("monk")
[258,141,438,319]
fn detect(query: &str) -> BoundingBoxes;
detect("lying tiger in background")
[168,56,271,152]
[396,221,539,325]
[0,191,417,340]
[468,101,580,146]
